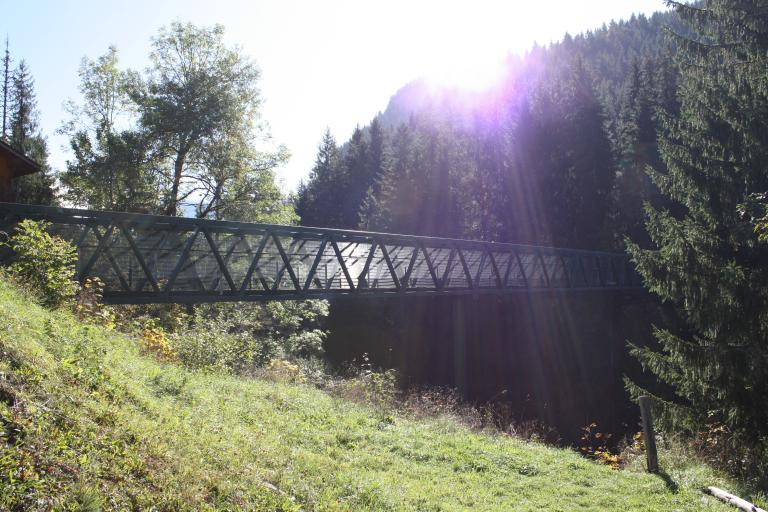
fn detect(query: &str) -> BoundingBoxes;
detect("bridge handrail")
[0,202,627,258]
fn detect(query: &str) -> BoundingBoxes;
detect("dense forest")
[295,10,684,434]
[3,0,768,490]
[297,11,682,249]
[296,2,768,483]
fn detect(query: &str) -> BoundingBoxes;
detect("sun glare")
[404,1,511,93]
[415,28,510,92]
[422,57,507,92]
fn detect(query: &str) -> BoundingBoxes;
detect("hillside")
[377,10,681,131]
[0,279,756,511]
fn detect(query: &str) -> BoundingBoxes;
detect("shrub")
[169,318,275,373]
[142,319,175,360]
[110,303,189,337]
[692,424,768,490]
[169,300,329,374]
[330,354,399,409]
[265,300,328,359]
[281,330,326,359]
[74,277,116,328]
[260,358,307,384]
[579,422,621,469]
[3,219,80,307]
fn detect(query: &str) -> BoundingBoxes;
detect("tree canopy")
[58,22,293,224]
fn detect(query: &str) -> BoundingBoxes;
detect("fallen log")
[705,486,766,512]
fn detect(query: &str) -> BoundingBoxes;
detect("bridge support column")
[606,295,625,432]
[452,296,467,395]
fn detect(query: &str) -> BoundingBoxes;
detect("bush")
[75,277,116,328]
[169,300,329,374]
[329,354,400,410]
[3,219,79,307]
[142,319,176,361]
[169,305,278,372]
[170,326,272,373]
[265,300,328,359]
[260,358,307,384]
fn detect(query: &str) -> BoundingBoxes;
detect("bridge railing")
[0,203,643,303]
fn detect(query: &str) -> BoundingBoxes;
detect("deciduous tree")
[59,47,156,210]
[129,22,282,218]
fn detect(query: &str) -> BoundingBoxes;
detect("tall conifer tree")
[611,58,662,248]
[358,118,391,229]
[2,38,10,140]
[296,129,345,227]
[8,60,55,204]
[627,1,768,447]
[369,123,417,233]
[339,126,369,227]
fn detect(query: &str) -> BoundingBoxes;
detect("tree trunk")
[167,150,186,216]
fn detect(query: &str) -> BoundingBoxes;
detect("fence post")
[639,395,658,473]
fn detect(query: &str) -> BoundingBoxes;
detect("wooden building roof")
[0,139,41,179]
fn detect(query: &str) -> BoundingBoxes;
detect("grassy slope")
[0,280,755,511]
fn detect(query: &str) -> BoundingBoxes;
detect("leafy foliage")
[74,277,116,328]
[579,422,620,469]
[127,22,288,218]
[58,24,295,223]
[3,219,79,307]
[141,319,176,360]
[170,300,329,374]
[59,47,157,211]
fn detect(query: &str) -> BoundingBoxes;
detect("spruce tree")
[528,58,614,249]
[8,60,55,204]
[2,38,10,140]
[296,129,344,227]
[9,60,34,150]
[339,126,368,228]
[627,1,768,450]
[368,123,416,233]
[358,118,391,230]
[611,58,662,248]
[408,121,463,238]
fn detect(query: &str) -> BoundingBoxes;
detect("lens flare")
[421,52,508,92]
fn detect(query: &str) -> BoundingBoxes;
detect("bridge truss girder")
[0,203,643,304]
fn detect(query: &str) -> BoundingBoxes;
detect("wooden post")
[639,396,658,473]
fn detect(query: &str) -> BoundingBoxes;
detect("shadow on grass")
[654,470,679,493]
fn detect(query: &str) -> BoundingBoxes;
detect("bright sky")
[4,0,668,192]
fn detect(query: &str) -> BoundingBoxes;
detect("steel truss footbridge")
[0,203,643,304]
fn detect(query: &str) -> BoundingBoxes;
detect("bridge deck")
[0,203,643,304]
